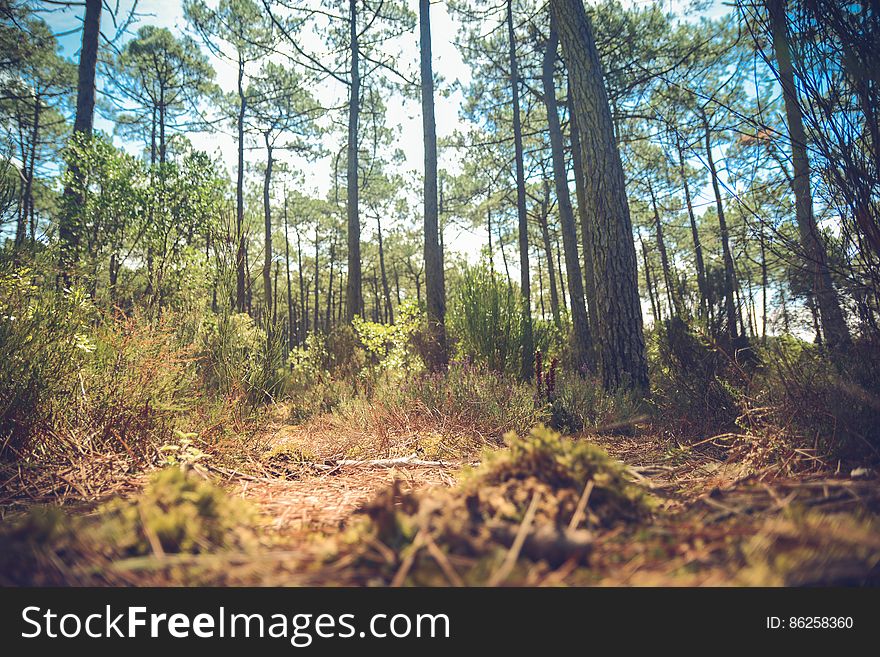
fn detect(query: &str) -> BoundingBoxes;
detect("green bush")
[448,264,525,374]
[0,266,96,457]
[199,310,285,404]
[548,372,644,435]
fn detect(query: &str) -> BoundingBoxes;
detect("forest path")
[219,419,880,586]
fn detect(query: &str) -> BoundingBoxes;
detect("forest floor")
[2,404,880,586]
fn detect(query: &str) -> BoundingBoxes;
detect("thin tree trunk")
[262,134,274,321]
[235,53,247,313]
[639,232,661,325]
[296,227,306,342]
[676,133,708,320]
[326,234,336,330]
[649,180,682,317]
[284,196,295,349]
[345,0,362,321]
[506,0,534,380]
[537,181,561,327]
[420,0,447,365]
[766,0,850,350]
[552,0,648,391]
[376,215,394,324]
[314,225,320,333]
[702,110,740,343]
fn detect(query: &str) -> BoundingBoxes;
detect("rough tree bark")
[345,0,362,321]
[59,0,101,284]
[551,0,648,391]
[542,17,593,369]
[420,0,448,366]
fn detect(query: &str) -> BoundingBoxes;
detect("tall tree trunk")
[296,227,306,342]
[537,248,546,319]
[59,0,101,284]
[537,181,561,327]
[420,0,447,366]
[235,53,247,313]
[542,18,592,367]
[326,234,336,330]
[675,133,708,321]
[766,0,851,350]
[506,0,534,380]
[702,110,740,343]
[376,215,394,324]
[284,197,295,349]
[314,225,320,333]
[760,225,768,341]
[555,235,567,311]
[262,134,274,321]
[22,97,40,247]
[552,0,648,391]
[345,0,362,321]
[648,180,682,317]
[568,89,599,345]
[639,232,661,325]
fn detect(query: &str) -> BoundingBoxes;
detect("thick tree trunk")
[345,0,362,321]
[262,135,274,321]
[542,19,592,368]
[420,0,447,366]
[766,0,850,350]
[506,0,534,380]
[59,0,101,283]
[552,0,648,391]
[568,87,599,346]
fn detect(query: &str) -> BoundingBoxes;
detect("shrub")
[755,336,880,460]
[0,266,96,457]
[649,317,746,438]
[448,265,525,374]
[548,372,644,435]
[199,310,285,404]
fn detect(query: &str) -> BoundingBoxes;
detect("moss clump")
[0,467,259,585]
[99,467,258,556]
[340,425,655,585]
[463,425,654,527]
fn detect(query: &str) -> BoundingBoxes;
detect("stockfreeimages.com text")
[21,606,451,646]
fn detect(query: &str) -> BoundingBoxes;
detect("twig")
[488,491,541,587]
[568,480,594,531]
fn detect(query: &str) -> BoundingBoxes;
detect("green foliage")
[548,372,644,435]
[199,310,286,404]
[353,300,424,373]
[100,467,257,556]
[755,337,880,459]
[448,264,525,374]
[0,265,95,456]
